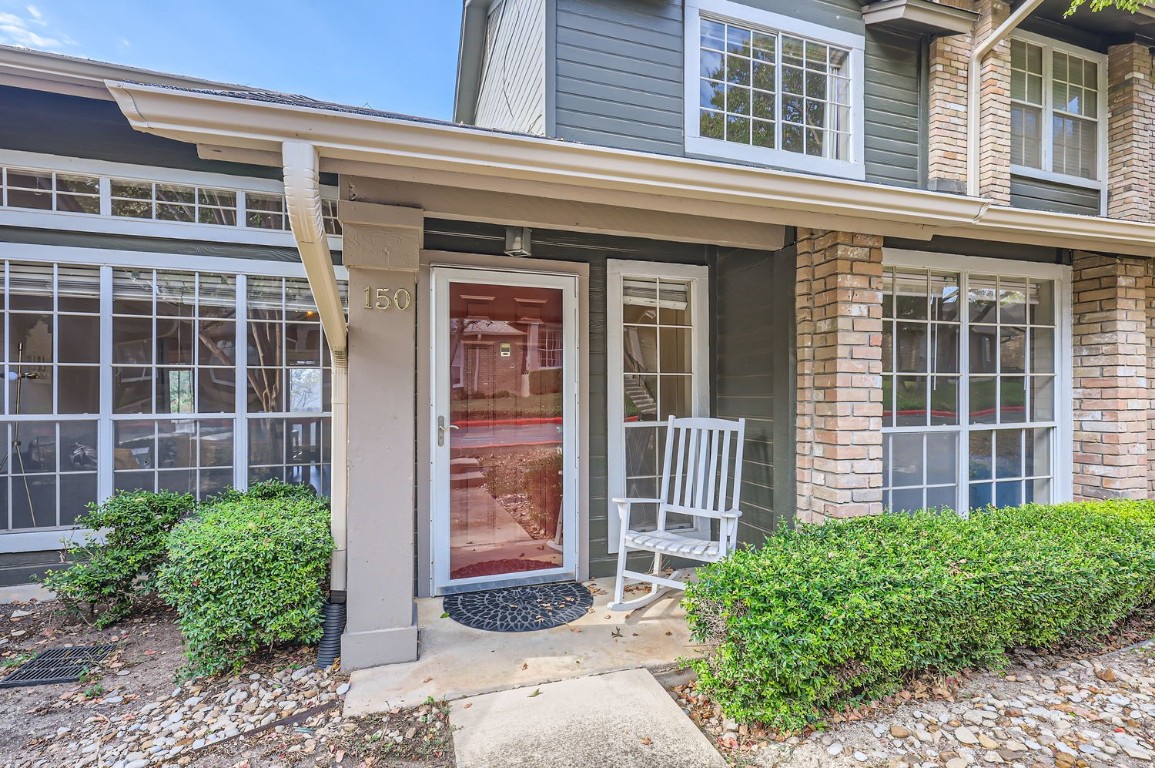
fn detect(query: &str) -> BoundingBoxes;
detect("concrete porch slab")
[343,577,702,716]
[450,668,726,768]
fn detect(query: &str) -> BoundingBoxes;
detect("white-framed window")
[0,152,343,240]
[1,252,347,546]
[1010,33,1106,187]
[881,251,1072,516]
[683,0,865,179]
[606,261,710,550]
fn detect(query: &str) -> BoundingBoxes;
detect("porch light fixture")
[504,226,532,258]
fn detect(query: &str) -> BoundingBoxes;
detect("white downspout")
[282,140,349,595]
[966,0,1046,197]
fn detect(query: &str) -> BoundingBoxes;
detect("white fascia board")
[106,81,989,228]
[105,81,1155,257]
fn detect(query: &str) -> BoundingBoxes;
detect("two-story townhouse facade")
[11,0,1155,671]
[0,48,346,585]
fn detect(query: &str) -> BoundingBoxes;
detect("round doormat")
[442,582,593,632]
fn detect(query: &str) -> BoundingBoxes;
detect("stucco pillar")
[339,201,423,669]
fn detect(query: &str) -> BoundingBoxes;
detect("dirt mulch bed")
[0,598,456,768]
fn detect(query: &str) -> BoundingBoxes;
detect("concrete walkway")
[451,669,727,768]
[344,577,700,715]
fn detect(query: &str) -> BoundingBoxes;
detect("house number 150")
[363,286,413,311]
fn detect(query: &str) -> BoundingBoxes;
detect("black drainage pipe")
[315,594,346,669]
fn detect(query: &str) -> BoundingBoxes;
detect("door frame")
[428,265,581,595]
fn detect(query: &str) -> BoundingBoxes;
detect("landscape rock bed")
[674,636,1155,768]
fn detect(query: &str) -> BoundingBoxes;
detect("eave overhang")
[862,0,977,36]
[106,80,1155,259]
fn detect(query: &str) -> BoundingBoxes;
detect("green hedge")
[41,490,194,627]
[684,501,1155,731]
[158,484,333,676]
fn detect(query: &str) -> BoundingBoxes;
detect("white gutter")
[106,80,1155,258]
[282,140,349,595]
[966,0,1046,197]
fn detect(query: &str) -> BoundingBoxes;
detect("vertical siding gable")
[474,0,548,135]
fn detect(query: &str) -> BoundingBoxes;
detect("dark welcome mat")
[443,582,593,632]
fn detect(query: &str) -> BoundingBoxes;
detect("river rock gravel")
[675,640,1155,768]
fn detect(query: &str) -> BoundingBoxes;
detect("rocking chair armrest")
[720,508,743,520]
[611,497,662,523]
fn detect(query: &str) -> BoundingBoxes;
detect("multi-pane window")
[1,168,100,213]
[111,270,237,416]
[1,259,345,533]
[882,264,1061,515]
[2,163,341,235]
[698,18,851,160]
[1011,38,1102,181]
[245,194,343,236]
[110,180,238,225]
[609,270,705,536]
[2,262,102,529]
[246,278,345,492]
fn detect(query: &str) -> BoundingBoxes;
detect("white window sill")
[1010,165,1102,191]
[685,135,866,181]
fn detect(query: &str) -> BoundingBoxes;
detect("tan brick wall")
[1107,43,1155,222]
[926,0,1011,203]
[974,0,1011,204]
[928,32,971,191]
[1148,260,1155,496]
[1071,251,1149,500]
[795,229,884,523]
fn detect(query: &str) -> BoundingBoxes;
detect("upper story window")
[684,0,865,180]
[1010,35,1106,185]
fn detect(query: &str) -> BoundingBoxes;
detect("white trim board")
[0,241,349,280]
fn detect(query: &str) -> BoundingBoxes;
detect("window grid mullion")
[958,271,971,516]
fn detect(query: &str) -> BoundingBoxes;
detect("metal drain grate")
[0,644,116,688]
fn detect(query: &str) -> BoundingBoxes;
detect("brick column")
[795,230,884,523]
[926,0,1011,203]
[1107,43,1155,222]
[927,7,973,193]
[974,0,1012,204]
[1071,251,1149,500]
[1147,260,1155,496]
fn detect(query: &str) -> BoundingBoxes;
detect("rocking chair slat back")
[662,417,744,516]
[609,415,747,612]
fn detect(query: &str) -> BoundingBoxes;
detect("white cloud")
[0,5,74,50]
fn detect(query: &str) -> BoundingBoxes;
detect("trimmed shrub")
[158,489,333,676]
[209,478,321,504]
[684,501,1155,731]
[41,490,195,628]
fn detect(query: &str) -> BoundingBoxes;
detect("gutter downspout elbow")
[966,0,1046,197]
[282,140,349,596]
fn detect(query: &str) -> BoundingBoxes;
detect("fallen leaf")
[641,737,653,746]
[464,702,472,708]
[528,688,541,697]
[440,612,449,619]
[422,677,432,683]
[521,662,528,670]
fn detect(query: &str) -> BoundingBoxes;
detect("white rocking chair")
[609,415,746,611]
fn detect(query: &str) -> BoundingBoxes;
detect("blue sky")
[0,1,462,119]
